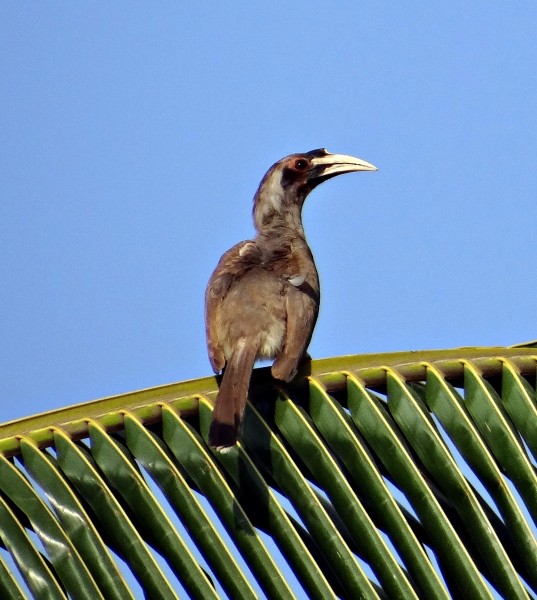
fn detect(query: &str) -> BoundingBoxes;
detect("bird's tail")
[208,339,257,451]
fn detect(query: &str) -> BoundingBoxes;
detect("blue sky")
[2,3,537,424]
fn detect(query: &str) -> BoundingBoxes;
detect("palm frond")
[0,347,536,599]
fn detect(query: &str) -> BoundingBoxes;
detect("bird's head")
[253,148,377,233]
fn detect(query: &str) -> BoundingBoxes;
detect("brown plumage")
[205,148,376,450]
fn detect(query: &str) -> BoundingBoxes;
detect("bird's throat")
[254,202,305,238]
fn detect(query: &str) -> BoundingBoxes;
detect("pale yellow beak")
[311,151,377,177]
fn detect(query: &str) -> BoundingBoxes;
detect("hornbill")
[205,148,376,450]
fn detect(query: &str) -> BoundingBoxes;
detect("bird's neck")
[254,203,306,240]
[253,182,307,239]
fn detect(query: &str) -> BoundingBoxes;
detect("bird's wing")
[205,240,260,372]
[271,279,319,382]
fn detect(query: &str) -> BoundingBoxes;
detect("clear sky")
[2,3,537,424]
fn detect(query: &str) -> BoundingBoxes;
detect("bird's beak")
[309,152,377,182]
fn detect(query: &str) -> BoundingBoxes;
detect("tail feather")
[208,340,257,450]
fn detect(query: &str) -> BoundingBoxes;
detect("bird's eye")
[294,159,308,170]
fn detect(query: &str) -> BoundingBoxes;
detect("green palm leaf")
[0,346,536,598]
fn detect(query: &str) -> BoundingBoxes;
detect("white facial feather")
[257,170,283,218]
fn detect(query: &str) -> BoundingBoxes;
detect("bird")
[205,148,377,450]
